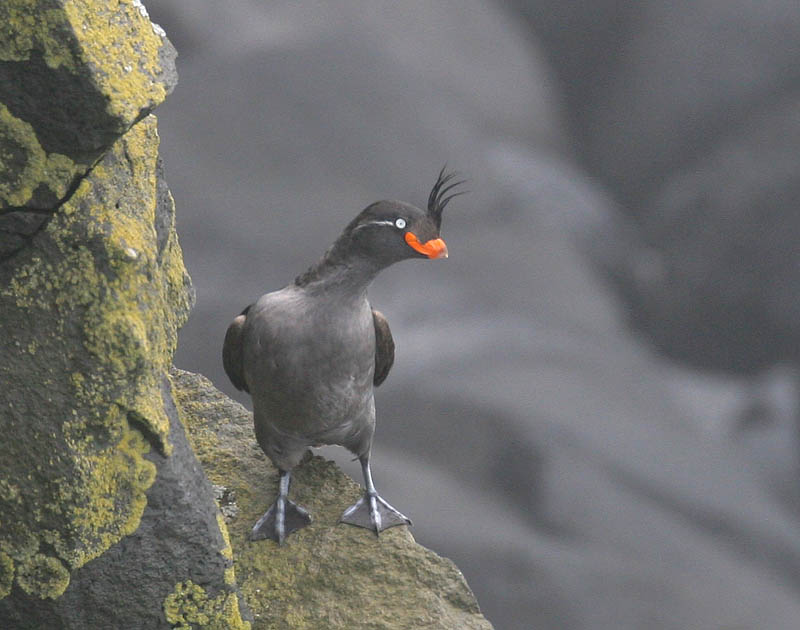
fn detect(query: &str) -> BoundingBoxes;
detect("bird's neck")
[294,235,382,299]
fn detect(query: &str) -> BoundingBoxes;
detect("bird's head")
[345,168,465,265]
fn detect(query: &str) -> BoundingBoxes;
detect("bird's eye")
[394,218,406,229]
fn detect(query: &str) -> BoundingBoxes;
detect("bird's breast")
[244,290,376,435]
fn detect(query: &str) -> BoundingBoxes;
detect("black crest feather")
[427,165,466,229]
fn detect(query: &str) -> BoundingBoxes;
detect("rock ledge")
[172,369,494,630]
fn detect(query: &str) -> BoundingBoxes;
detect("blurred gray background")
[143,2,800,628]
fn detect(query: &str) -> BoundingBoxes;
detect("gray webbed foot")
[250,497,311,544]
[340,492,411,533]
[339,454,411,534]
[250,469,311,545]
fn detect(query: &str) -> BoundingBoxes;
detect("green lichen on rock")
[0,0,176,117]
[60,0,175,120]
[0,553,13,599]
[157,477,251,630]
[171,369,494,630]
[0,0,177,209]
[163,580,252,630]
[0,103,81,207]
[15,553,70,600]
[50,418,157,569]
[0,0,78,68]
[216,511,238,587]
[0,115,193,599]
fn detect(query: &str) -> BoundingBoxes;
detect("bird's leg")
[250,469,311,544]
[340,454,411,534]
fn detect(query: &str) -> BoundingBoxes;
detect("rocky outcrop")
[0,0,246,626]
[172,369,493,630]
[0,0,177,217]
[0,1,491,628]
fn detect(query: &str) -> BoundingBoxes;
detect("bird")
[222,168,465,544]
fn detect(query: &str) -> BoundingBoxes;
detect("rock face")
[171,369,493,630]
[1,369,251,629]
[0,1,491,627]
[0,112,192,600]
[515,0,800,373]
[0,0,177,216]
[0,0,245,626]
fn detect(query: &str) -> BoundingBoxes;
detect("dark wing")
[222,304,253,393]
[372,309,395,387]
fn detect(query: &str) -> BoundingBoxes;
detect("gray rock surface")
[512,0,800,373]
[1,375,251,629]
[575,0,800,209]
[618,92,800,371]
[0,74,249,629]
[0,2,244,626]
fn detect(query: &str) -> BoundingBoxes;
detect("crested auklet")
[223,168,464,544]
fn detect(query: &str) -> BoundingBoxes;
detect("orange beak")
[405,232,448,259]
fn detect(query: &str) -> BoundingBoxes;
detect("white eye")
[394,218,406,229]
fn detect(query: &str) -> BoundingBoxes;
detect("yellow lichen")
[163,580,251,630]
[0,0,170,111]
[61,0,170,120]
[0,479,21,503]
[44,117,184,450]
[216,512,237,587]
[0,115,192,597]
[15,553,71,600]
[54,422,156,568]
[0,103,81,207]
[0,552,13,599]
[0,0,175,214]
[0,2,77,69]
[172,371,493,630]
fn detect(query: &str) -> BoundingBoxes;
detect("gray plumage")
[222,304,252,393]
[223,171,462,543]
[371,309,394,387]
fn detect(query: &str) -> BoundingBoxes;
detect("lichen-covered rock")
[164,578,250,630]
[0,114,192,601]
[0,0,177,212]
[171,369,494,630]
[0,371,252,629]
